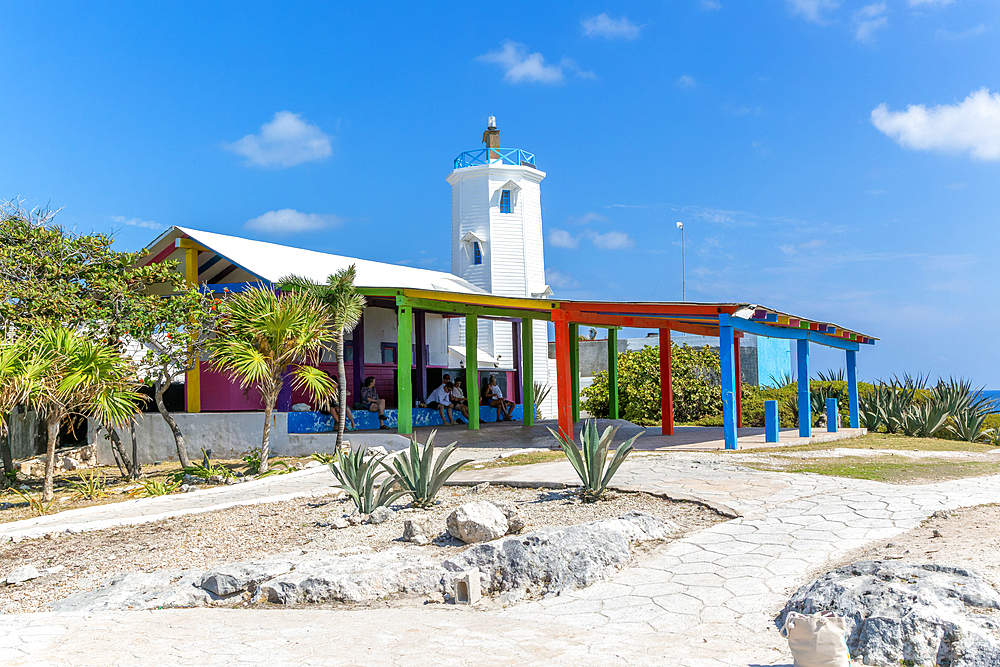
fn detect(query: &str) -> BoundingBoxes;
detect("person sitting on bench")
[446,382,469,423]
[360,376,388,429]
[485,376,514,421]
[426,382,457,425]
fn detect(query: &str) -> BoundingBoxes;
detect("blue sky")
[2,1,999,385]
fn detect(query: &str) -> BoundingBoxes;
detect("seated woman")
[360,376,389,429]
[485,376,514,421]
[426,382,457,425]
[450,378,468,406]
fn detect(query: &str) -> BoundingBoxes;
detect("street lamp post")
[676,221,685,301]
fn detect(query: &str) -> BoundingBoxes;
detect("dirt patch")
[0,484,725,614]
[836,503,1000,588]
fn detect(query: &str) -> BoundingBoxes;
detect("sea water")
[982,390,1000,413]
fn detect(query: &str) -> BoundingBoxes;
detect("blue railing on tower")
[453,147,536,169]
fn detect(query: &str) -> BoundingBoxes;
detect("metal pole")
[681,226,685,301]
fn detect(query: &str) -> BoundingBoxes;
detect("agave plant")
[814,368,846,382]
[782,385,846,428]
[67,469,108,501]
[548,420,641,503]
[329,445,406,515]
[382,430,472,509]
[900,397,950,438]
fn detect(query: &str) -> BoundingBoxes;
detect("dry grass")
[460,450,565,471]
[741,455,1000,484]
[741,433,998,454]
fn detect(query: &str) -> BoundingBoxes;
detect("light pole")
[676,221,685,301]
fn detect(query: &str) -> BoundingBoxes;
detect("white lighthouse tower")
[447,117,550,390]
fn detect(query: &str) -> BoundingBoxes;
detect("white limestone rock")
[446,501,509,544]
[402,517,437,545]
[777,561,1000,667]
[368,505,394,525]
[6,564,41,585]
[199,561,294,597]
[443,511,677,601]
[257,550,446,604]
[50,570,212,612]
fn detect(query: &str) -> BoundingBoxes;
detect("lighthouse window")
[499,190,511,213]
[473,242,483,265]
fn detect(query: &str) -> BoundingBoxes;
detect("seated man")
[446,382,469,423]
[426,382,457,425]
[485,376,514,421]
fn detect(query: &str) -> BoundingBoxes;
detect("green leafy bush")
[581,343,723,426]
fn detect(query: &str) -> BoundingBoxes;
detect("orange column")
[660,328,674,435]
[553,313,574,440]
[734,332,743,428]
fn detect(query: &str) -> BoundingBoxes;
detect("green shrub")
[581,343,723,426]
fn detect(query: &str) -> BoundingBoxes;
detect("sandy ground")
[0,483,723,614]
[831,503,1000,588]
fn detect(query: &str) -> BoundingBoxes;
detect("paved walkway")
[1,467,337,542]
[4,454,1000,666]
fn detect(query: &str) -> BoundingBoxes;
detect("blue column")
[718,316,738,450]
[764,400,779,443]
[846,349,860,428]
[797,339,810,438]
[827,398,839,433]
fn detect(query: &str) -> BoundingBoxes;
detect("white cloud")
[909,0,953,6]
[244,209,344,234]
[675,74,697,88]
[478,41,593,83]
[588,230,635,249]
[545,269,579,289]
[581,13,642,40]
[787,0,841,23]
[700,1,722,10]
[936,24,989,40]
[871,88,1000,160]
[853,3,888,43]
[110,215,162,230]
[568,211,609,225]
[225,111,332,168]
[548,228,580,248]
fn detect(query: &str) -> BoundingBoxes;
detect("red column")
[553,314,574,440]
[734,331,743,428]
[660,328,674,435]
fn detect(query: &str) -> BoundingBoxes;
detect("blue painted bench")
[287,404,530,434]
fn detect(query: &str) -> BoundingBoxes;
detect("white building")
[446,116,551,391]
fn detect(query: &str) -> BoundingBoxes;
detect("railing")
[453,147,536,169]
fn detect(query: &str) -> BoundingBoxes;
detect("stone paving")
[4,453,1000,666]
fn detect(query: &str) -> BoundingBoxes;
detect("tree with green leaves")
[128,283,220,468]
[0,200,183,478]
[278,266,366,449]
[208,284,337,473]
[0,328,142,501]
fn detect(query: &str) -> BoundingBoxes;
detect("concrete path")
[4,454,1000,666]
[1,467,337,542]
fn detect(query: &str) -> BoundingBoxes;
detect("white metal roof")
[148,226,489,295]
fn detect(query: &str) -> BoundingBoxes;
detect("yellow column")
[180,241,201,413]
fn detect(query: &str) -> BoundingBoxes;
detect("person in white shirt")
[486,376,514,421]
[426,383,456,425]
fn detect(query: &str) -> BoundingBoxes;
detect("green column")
[608,328,619,420]
[522,319,534,426]
[465,313,480,430]
[396,304,412,434]
[569,323,580,423]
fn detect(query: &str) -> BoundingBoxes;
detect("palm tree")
[0,328,142,501]
[208,284,337,473]
[278,266,366,449]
